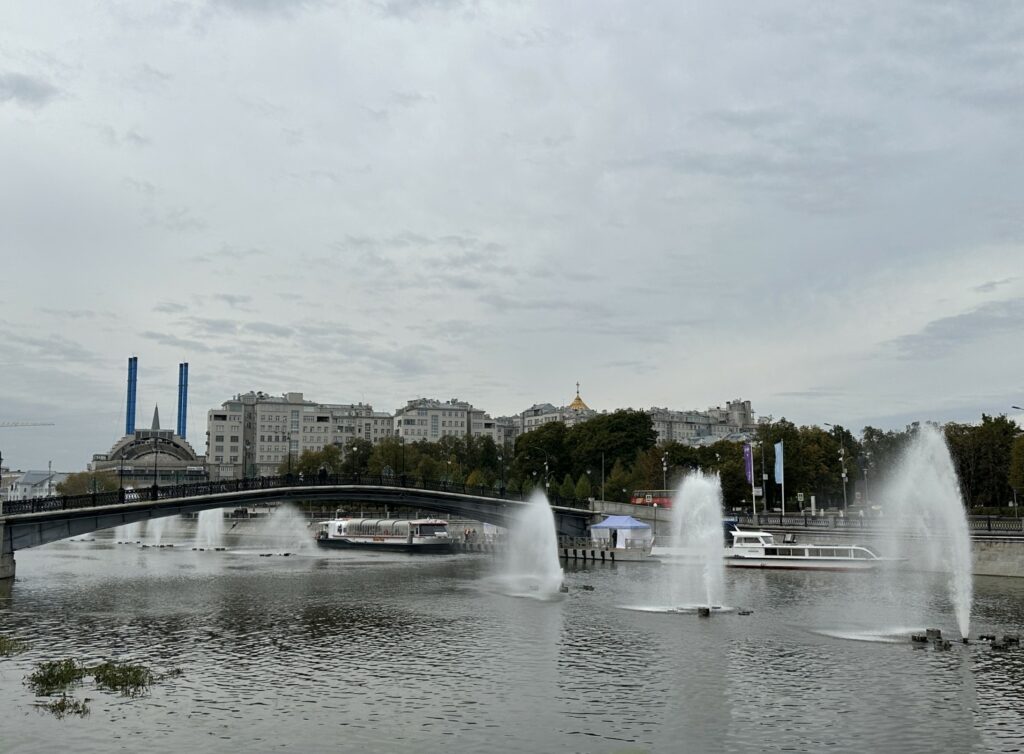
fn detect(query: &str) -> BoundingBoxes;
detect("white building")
[519,384,597,435]
[206,392,394,480]
[647,399,755,446]
[5,469,69,500]
[393,398,489,443]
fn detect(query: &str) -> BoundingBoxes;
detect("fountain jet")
[881,425,973,640]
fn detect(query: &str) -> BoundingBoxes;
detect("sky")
[1,0,1023,470]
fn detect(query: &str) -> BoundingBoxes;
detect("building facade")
[91,406,206,487]
[205,392,394,481]
[392,398,493,443]
[4,469,69,501]
[647,399,755,446]
[518,385,597,435]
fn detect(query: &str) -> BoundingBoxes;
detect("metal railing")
[0,473,594,517]
[734,513,1024,534]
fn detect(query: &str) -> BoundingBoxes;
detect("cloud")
[209,0,329,17]
[244,321,293,337]
[0,72,60,108]
[974,277,1017,294]
[211,294,253,308]
[153,302,187,314]
[148,207,207,232]
[141,331,212,352]
[95,124,150,147]
[887,298,1024,359]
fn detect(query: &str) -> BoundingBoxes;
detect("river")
[1,521,1023,753]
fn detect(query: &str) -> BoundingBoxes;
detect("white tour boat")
[724,529,884,571]
[315,517,453,553]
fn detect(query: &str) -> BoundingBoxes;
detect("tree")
[574,473,593,501]
[465,468,488,489]
[604,459,633,503]
[557,473,575,501]
[276,452,298,476]
[56,471,119,496]
[568,410,657,480]
[1009,434,1024,499]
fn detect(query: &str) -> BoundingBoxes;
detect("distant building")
[206,391,394,481]
[393,397,492,443]
[91,405,206,487]
[647,399,755,446]
[5,469,70,500]
[519,383,597,435]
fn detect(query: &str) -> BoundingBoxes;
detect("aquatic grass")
[26,659,88,695]
[91,661,155,697]
[0,635,27,656]
[38,695,91,719]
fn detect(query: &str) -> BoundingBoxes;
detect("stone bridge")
[0,474,594,580]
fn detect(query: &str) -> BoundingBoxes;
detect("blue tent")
[591,515,650,530]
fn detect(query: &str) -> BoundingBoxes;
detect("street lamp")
[662,452,668,491]
[653,502,659,539]
[824,423,848,511]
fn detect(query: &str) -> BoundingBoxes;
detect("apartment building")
[206,391,394,480]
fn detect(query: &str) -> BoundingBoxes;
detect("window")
[230,456,238,462]
[230,435,239,442]
[215,435,224,442]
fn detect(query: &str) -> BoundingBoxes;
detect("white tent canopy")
[590,515,653,549]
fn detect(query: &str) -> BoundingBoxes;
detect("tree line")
[52,410,1023,511]
[280,410,1024,511]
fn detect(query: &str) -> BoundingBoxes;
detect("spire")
[151,404,161,431]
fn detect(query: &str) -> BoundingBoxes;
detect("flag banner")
[774,440,784,485]
[743,443,753,484]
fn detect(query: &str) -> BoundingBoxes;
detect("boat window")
[853,548,873,559]
[764,548,777,556]
[761,535,774,545]
[417,524,447,536]
[837,549,852,558]
[776,548,790,556]
[809,548,820,557]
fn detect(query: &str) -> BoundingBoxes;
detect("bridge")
[0,474,595,581]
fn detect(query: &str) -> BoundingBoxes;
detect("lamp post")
[662,452,668,492]
[824,423,848,511]
[653,502,659,539]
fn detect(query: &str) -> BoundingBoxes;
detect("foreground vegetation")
[18,657,181,718]
[278,410,1023,510]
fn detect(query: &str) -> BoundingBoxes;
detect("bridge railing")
[0,473,595,516]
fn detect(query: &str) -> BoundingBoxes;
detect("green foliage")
[946,415,1019,508]
[604,460,633,503]
[465,469,488,488]
[557,473,575,500]
[0,635,27,656]
[41,695,90,718]
[574,473,592,500]
[26,659,88,695]
[56,471,118,496]
[1010,435,1024,495]
[91,661,155,697]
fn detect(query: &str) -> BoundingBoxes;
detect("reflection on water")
[0,523,1022,753]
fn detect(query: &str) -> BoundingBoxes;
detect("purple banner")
[743,443,753,484]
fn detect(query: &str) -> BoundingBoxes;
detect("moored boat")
[724,529,884,571]
[315,518,453,553]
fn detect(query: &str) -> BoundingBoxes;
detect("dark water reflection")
[1,530,1023,753]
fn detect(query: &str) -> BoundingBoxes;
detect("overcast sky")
[2,1,1023,470]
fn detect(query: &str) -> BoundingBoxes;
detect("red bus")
[629,490,674,508]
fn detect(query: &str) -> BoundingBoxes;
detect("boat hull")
[724,556,880,571]
[315,538,453,554]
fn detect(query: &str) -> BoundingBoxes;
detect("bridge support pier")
[0,553,13,582]
[1,523,13,581]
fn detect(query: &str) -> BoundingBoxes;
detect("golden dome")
[568,381,589,411]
